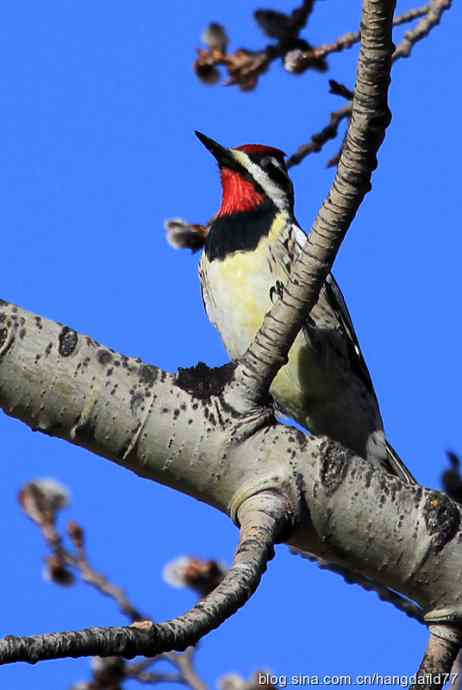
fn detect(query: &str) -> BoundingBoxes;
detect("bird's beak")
[195,131,232,167]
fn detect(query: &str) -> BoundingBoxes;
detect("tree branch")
[393,0,451,59]
[286,4,429,72]
[286,103,352,168]
[195,0,326,92]
[4,299,462,662]
[0,492,289,664]
[286,0,451,168]
[412,625,462,690]
[0,0,457,677]
[237,0,397,397]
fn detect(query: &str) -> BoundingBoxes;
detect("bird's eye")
[260,156,273,168]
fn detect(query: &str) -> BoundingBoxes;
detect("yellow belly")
[201,223,326,422]
[201,217,383,460]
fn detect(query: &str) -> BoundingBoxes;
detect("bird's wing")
[277,224,416,485]
[323,272,376,396]
[275,223,376,395]
[198,252,217,328]
[320,280,415,487]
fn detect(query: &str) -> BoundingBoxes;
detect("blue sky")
[0,1,460,688]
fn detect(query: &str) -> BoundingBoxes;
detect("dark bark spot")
[319,438,352,496]
[139,364,158,385]
[75,420,96,444]
[215,404,225,429]
[370,110,392,130]
[0,328,8,350]
[97,349,113,365]
[45,342,53,356]
[58,327,78,357]
[34,316,43,330]
[0,313,6,323]
[287,428,307,450]
[130,391,145,415]
[423,491,460,552]
[19,328,26,340]
[175,361,236,400]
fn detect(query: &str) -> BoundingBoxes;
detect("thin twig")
[328,79,354,100]
[288,0,451,168]
[195,0,326,91]
[175,647,209,690]
[20,483,210,689]
[281,0,316,36]
[287,104,351,167]
[126,667,183,685]
[68,525,145,623]
[289,4,429,69]
[1,492,289,664]
[393,0,451,59]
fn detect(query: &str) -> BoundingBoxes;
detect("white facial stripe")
[265,156,284,171]
[231,150,291,211]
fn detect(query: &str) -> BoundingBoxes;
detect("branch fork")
[0,0,457,681]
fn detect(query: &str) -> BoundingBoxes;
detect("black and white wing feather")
[275,223,416,485]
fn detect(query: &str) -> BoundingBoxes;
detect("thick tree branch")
[0,492,288,664]
[0,0,456,677]
[412,626,462,690]
[3,299,462,662]
[0,300,299,517]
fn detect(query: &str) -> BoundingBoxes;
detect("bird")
[195,131,415,484]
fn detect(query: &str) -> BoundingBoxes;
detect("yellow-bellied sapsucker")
[195,131,415,484]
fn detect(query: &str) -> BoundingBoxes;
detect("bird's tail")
[385,440,416,485]
[367,430,416,485]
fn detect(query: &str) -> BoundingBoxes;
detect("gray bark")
[2,300,462,624]
[0,0,457,676]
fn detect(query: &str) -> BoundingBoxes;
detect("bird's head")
[195,131,294,218]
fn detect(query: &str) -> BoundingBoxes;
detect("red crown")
[234,144,286,158]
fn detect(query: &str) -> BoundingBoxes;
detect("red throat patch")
[217,168,265,217]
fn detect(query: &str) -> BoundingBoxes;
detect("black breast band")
[205,200,277,262]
